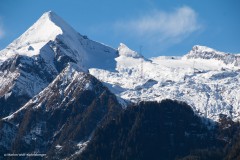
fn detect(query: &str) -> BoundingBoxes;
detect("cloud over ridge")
[115,6,201,44]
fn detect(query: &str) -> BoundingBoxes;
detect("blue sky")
[0,0,239,57]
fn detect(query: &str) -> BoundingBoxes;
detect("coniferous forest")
[76,100,240,160]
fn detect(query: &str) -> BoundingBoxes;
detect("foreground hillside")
[2,98,239,160]
[76,100,240,160]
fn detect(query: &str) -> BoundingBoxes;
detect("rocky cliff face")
[0,64,122,159]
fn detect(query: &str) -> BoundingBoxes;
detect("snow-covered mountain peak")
[40,11,79,37]
[188,45,226,56]
[118,43,142,58]
[41,10,59,20]
[0,11,119,118]
[0,11,118,71]
[9,11,65,47]
[191,45,218,53]
[14,10,78,45]
[0,11,80,61]
[183,45,240,67]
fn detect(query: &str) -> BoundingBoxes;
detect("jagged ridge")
[184,45,240,67]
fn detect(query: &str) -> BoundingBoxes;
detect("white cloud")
[115,6,201,45]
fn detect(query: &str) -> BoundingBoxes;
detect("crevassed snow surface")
[90,44,240,121]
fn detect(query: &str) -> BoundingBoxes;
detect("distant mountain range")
[0,11,239,159]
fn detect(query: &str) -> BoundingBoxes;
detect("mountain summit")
[0,11,118,118]
[118,43,142,58]
[0,11,117,70]
[184,45,240,67]
[0,11,70,60]
[13,10,74,46]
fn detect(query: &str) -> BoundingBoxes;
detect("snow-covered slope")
[90,44,240,121]
[0,11,117,118]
